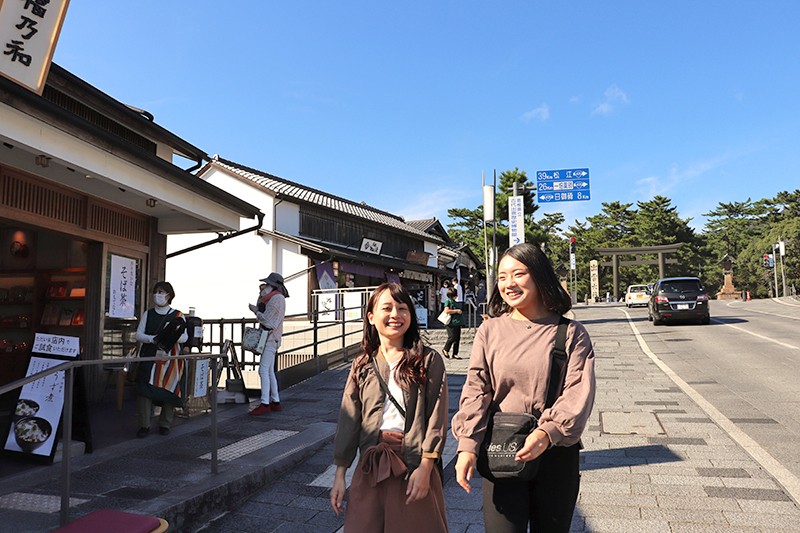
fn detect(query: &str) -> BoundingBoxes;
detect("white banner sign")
[193,359,209,398]
[109,254,137,319]
[508,195,525,245]
[0,0,70,94]
[32,333,79,358]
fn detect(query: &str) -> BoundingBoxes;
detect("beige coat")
[333,346,448,472]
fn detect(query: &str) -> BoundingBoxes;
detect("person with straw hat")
[247,272,289,415]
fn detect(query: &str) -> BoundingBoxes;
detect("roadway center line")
[711,317,799,350]
[620,308,800,506]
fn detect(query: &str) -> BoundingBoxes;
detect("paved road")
[630,296,800,498]
[198,300,800,532]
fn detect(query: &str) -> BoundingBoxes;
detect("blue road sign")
[536,168,589,182]
[537,190,591,203]
[537,179,590,192]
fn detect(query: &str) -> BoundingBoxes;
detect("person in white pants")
[248,272,288,415]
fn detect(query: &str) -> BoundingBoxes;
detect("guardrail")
[0,352,225,527]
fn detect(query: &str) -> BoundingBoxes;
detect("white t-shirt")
[439,286,449,304]
[380,360,405,433]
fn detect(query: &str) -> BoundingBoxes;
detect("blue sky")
[53,2,800,233]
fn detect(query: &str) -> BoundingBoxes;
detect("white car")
[625,284,651,307]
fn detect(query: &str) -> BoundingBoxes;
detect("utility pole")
[777,241,787,297]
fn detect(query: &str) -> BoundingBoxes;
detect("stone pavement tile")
[303,508,345,530]
[273,522,328,533]
[632,483,709,497]
[582,517,671,533]
[724,510,800,530]
[722,477,783,490]
[576,502,641,519]
[696,467,750,478]
[705,486,791,501]
[639,507,728,524]
[737,499,800,515]
[578,481,631,494]
[580,471,650,484]
[630,465,710,476]
[650,474,723,486]
[235,500,319,522]
[578,492,657,508]
[202,512,291,533]
[669,523,755,533]
[655,494,741,511]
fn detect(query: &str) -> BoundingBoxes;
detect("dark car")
[648,276,710,325]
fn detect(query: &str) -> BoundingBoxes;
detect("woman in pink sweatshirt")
[452,243,596,532]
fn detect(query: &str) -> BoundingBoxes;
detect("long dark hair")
[488,243,572,317]
[354,282,426,386]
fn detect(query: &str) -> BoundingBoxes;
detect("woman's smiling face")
[497,255,544,316]
[368,288,411,342]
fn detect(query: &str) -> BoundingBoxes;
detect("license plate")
[676,303,689,310]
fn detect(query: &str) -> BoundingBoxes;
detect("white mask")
[154,293,169,307]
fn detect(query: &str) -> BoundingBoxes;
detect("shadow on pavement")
[581,444,681,471]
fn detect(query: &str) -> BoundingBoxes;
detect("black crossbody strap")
[545,316,571,409]
[370,356,406,418]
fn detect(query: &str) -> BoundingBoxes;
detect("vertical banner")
[193,359,209,398]
[0,0,71,94]
[109,254,137,318]
[343,292,362,322]
[508,195,525,246]
[4,356,65,459]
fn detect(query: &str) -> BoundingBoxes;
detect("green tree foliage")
[445,172,798,301]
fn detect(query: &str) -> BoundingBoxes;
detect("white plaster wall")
[424,240,439,267]
[166,167,310,320]
[276,202,300,234]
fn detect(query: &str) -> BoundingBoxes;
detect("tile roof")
[208,157,442,243]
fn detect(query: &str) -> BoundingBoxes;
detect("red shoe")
[270,402,282,412]
[248,404,271,415]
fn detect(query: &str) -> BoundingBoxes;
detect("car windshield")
[629,286,647,293]
[661,280,702,293]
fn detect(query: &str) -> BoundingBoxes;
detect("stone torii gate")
[595,243,684,300]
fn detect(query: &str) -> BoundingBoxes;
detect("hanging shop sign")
[109,254,137,319]
[0,0,71,94]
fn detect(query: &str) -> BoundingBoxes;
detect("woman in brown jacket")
[330,282,448,532]
[452,243,596,533]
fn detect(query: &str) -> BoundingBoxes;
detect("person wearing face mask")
[247,273,288,415]
[134,281,188,438]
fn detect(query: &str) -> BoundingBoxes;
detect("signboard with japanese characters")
[31,333,79,358]
[109,254,137,319]
[4,356,66,460]
[0,0,71,94]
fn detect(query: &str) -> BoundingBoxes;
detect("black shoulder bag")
[476,316,570,481]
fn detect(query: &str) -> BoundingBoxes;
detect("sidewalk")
[3,306,800,532]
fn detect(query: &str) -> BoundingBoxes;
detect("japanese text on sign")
[0,0,70,94]
[32,333,80,358]
[109,254,137,319]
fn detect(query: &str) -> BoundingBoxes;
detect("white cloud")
[633,154,731,199]
[592,84,629,116]
[521,104,550,123]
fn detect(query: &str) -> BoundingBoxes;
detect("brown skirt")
[344,431,448,532]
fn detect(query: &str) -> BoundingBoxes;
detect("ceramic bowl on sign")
[14,416,52,453]
[14,399,39,423]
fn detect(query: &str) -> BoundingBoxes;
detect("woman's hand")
[455,451,476,493]
[248,303,258,313]
[330,467,347,516]
[406,459,433,504]
[514,428,551,463]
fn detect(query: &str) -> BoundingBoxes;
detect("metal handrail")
[0,351,225,527]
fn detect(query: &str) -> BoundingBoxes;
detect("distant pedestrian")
[453,278,464,302]
[247,272,288,415]
[452,243,596,532]
[438,279,450,312]
[330,282,448,532]
[442,288,463,359]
